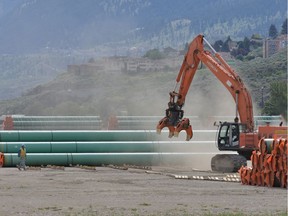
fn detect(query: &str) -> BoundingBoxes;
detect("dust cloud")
[155,130,225,170]
[144,69,238,170]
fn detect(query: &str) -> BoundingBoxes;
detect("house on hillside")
[67,55,184,75]
[263,35,288,58]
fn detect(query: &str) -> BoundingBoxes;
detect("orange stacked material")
[1,116,14,130]
[239,138,287,188]
[0,153,4,167]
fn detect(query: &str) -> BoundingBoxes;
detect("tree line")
[144,18,287,61]
[213,18,287,60]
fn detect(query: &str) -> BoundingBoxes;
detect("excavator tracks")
[211,154,247,173]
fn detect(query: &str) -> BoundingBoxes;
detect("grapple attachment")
[156,117,193,141]
[174,118,193,141]
[156,117,175,138]
[156,91,193,140]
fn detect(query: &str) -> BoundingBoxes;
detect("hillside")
[0,0,286,54]
[0,52,88,100]
[238,48,287,103]
[0,0,286,102]
[0,48,286,120]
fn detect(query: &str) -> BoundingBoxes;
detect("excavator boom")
[156,34,254,139]
[156,34,287,174]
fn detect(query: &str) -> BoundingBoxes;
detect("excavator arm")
[157,34,254,140]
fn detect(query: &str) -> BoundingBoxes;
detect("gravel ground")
[0,166,287,216]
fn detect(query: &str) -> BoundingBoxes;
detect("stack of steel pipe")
[111,115,283,130]
[109,116,200,130]
[0,130,208,167]
[239,138,287,188]
[3,115,281,131]
[209,116,283,126]
[0,130,158,142]
[254,115,284,127]
[1,115,103,130]
[2,115,201,131]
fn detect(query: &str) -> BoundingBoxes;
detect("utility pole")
[261,87,264,108]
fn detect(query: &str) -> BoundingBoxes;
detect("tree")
[262,81,287,121]
[280,18,287,35]
[250,34,263,49]
[163,46,177,56]
[269,24,278,39]
[222,36,232,52]
[237,37,250,52]
[243,37,250,50]
[143,49,164,60]
[230,37,250,59]
[213,40,224,52]
[251,34,262,40]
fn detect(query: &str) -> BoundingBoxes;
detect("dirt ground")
[0,165,287,216]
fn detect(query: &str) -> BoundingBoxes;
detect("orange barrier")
[239,138,287,188]
[251,151,260,171]
[0,152,4,167]
[239,166,247,184]
[258,138,267,154]
[2,116,14,130]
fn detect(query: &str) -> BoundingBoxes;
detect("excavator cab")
[213,121,249,172]
[217,122,242,150]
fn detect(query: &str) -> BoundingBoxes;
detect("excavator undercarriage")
[211,154,247,173]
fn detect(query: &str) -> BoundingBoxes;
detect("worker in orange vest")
[17,144,27,171]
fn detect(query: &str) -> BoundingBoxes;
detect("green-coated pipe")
[12,126,103,130]
[117,121,158,125]
[0,142,51,153]
[0,141,154,153]
[0,130,216,142]
[0,130,159,142]
[3,152,215,167]
[10,116,102,121]
[6,116,103,130]
[264,138,274,154]
[9,115,281,122]
[254,115,282,120]
[116,116,199,120]
[116,116,200,130]
[0,131,53,141]
[13,121,102,127]
[116,116,164,121]
[0,141,214,153]
[12,121,102,130]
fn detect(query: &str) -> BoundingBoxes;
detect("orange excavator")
[157,34,287,172]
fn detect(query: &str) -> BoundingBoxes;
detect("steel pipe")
[0,141,214,154]
[9,116,102,121]
[2,116,103,130]
[0,130,159,142]
[3,152,217,167]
